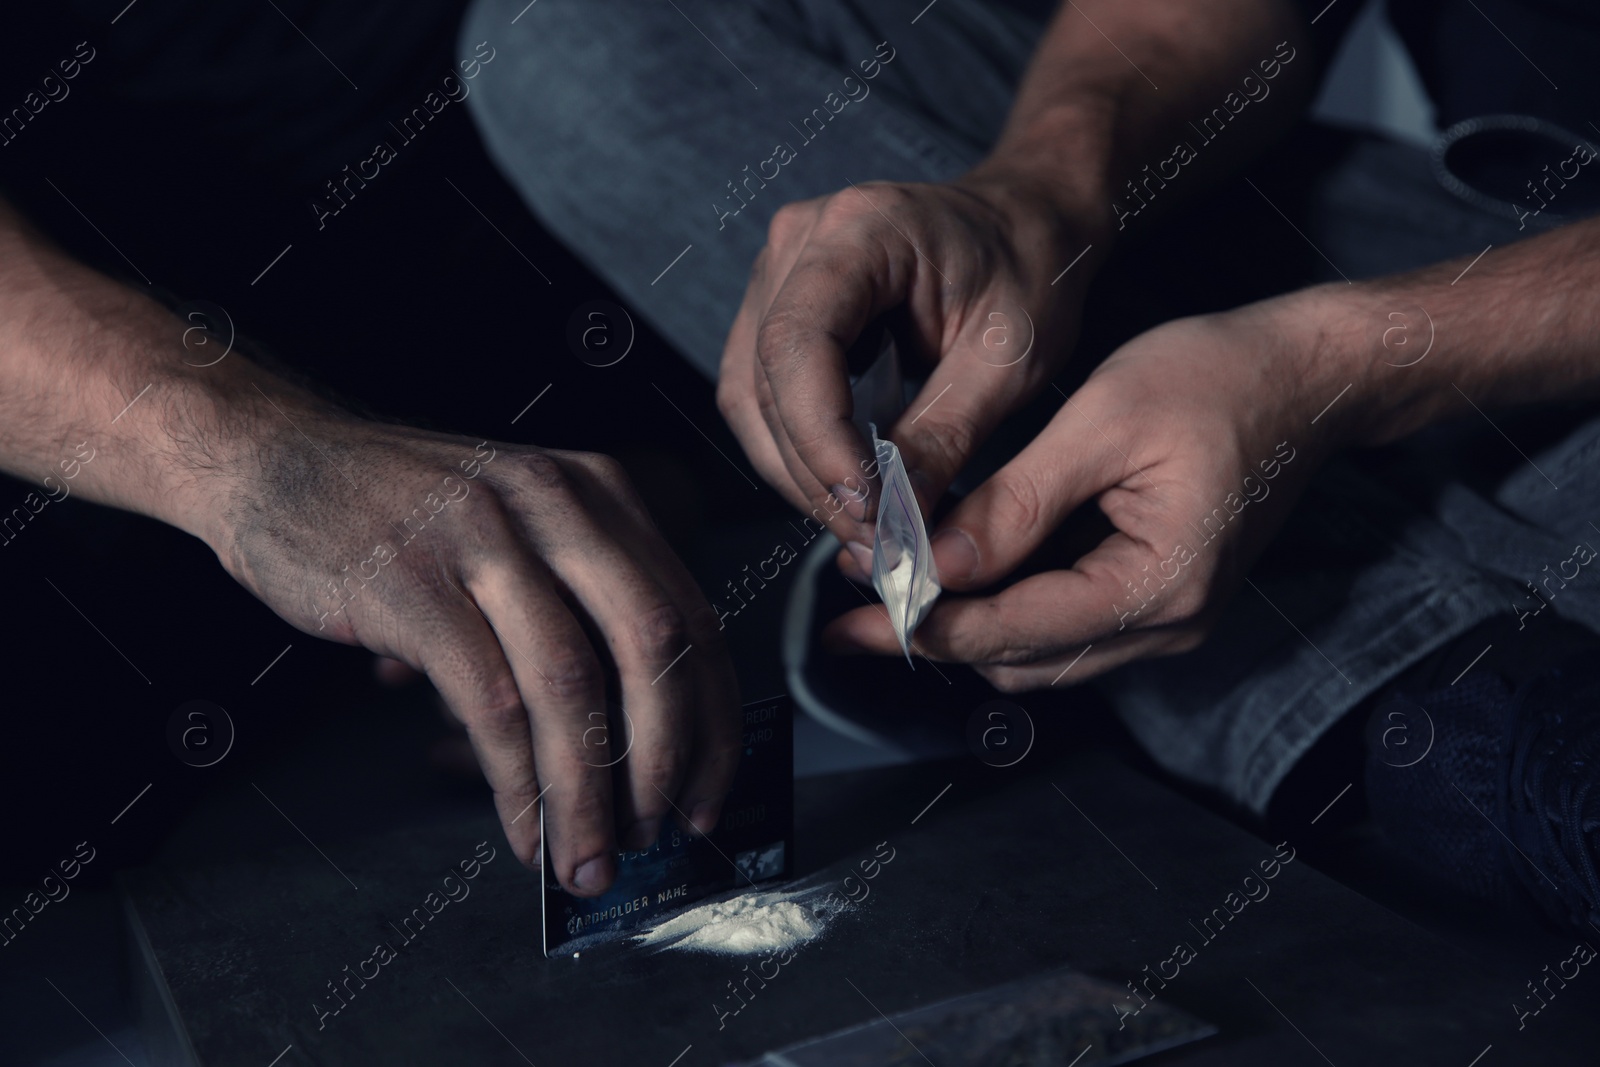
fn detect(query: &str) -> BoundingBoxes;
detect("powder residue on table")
[632,888,845,956]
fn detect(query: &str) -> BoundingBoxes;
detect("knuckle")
[504,450,571,495]
[825,183,915,233]
[767,201,807,244]
[630,603,689,665]
[470,685,528,742]
[821,183,905,228]
[578,452,629,487]
[908,416,978,481]
[816,192,861,229]
[728,381,773,438]
[981,599,1065,668]
[547,449,633,498]
[449,482,515,537]
[754,308,807,375]
[989,471,1045,537]
[541,648,603,702]
[497,777,544,811]
[630,751,686,803]
[715,378,743,422]
[784,420,834,459]
[1164,580,1209,621]
[989,641,1045,667]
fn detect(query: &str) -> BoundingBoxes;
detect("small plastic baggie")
[868,422,941,664]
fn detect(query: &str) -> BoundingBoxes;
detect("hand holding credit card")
[542,695,795,955]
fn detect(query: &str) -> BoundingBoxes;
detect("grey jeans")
[462,0,1600,812]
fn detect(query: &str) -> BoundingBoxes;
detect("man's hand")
[0,196,741,901]
[213,412,740,898]
[821,300,1337,688]
[717,174,1103,555]
[715,0,1319,565]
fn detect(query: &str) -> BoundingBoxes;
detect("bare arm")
[1304,215,1600,445]
[0,195,742,897]
[0,195,264,543]
[971,0,1322,239]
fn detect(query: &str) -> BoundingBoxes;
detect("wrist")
[1263,281,1427,452]
[960,96,1120,253]
[0,238,351,558]
[188,371,358,560]
[1181,285,1366,466]
[114,326,349,555]
[36,296,257,549]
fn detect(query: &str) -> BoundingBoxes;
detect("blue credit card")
[541,694,794,956]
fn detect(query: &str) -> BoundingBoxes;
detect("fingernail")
[845,541,874,579]
[624,817,661,851]
[688,800,721,837]
[831,483,869,523]
[573,855,614,894]
[931,528,979,584]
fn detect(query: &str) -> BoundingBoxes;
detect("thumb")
[928,394,1134,590]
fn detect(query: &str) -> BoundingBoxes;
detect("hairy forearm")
[964,0,1316,243]
[1291,216,1600,447]
[0,197,336,547]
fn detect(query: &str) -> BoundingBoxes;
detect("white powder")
[633,888,840,955]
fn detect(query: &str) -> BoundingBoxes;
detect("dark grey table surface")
[118,700,1597,1067]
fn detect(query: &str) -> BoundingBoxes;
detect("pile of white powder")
[633,888,843,955]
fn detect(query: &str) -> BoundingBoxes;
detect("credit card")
[541,694,794,956]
